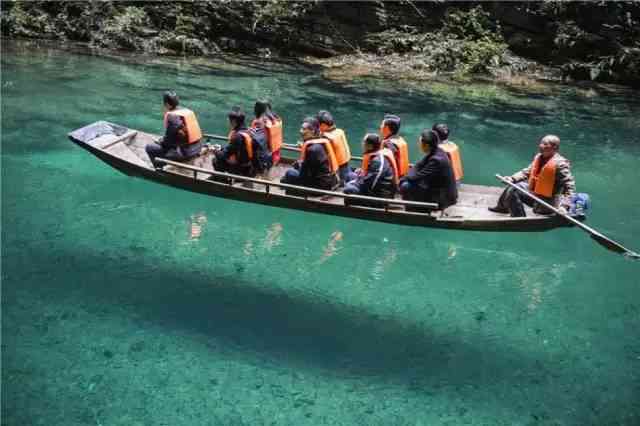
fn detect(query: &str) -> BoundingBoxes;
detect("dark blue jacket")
[356,151,396,198]
[160,114,186,149]
[405,147,458,207]
[222,127,253,165]
[298,142,338,190]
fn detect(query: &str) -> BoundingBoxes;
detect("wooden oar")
[204,133,227,141]
[496,174,640,259]
[204,133,365,161]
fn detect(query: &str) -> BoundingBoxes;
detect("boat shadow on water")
[6,242,628,424]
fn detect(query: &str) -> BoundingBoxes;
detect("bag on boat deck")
[569,193,590,217]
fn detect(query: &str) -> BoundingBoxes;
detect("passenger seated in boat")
[344,133,397,199]
[380,114,410,178]
[281,117,339,190]
[489,135,576,217]
[432,123,463,184]
[399,129,458,209]
[145,91,203,168]
[212,106,271,178]
[316,110,352,186]
[251,99,281,166]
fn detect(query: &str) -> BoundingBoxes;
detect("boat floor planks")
[69,121,570,232]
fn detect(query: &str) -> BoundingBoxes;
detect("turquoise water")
[2,40,640,425]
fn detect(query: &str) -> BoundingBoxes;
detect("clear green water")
[2,40,640,425]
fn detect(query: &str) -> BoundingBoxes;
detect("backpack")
[248,127,272,173]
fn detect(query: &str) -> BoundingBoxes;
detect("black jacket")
[357,151,396,198]
[222,127,252,165]
[298,142,338,190]
[160,114,186,149]
[405,147,458,207]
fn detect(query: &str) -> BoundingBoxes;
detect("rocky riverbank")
[2,1,639,88]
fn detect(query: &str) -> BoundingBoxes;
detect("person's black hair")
[316,110,335,126]
[301,116,320,135]
[363,133,381,150]
[254,99,271,117]
[163,91,179,109]
[228,106,246,127]
[420,129,440,151]
[383,114,401,135]
[432,123,449,141]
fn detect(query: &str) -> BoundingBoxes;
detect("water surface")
[2,40,639,426]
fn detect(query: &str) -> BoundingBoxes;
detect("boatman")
[316,110,352,186]
[399,129,458,209]
[281,117,339,190]
[344,133,397,199]
[251,99,282,166]
[380,114,410,178]
[432,123,463,184]
[212,106,270,178]
[489,135,576,217]
[146,91,203,168]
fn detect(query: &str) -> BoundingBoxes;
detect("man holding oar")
[490,135,575,217]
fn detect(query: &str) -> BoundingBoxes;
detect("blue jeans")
[399,180,418,198]
[337,163,352,186]
[145,141,201,167]
[343,180,360,194]
[281,168,302,185]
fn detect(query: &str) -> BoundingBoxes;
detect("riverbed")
[2,39,639,426]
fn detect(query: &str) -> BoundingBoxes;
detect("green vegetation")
[365,7,507,77]
[1,1,639,87]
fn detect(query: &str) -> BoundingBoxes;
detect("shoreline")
[4,36,636,104]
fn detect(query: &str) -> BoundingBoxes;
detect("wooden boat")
[68,121,570,232]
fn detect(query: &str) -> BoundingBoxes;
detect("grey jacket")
[511,152,576,208]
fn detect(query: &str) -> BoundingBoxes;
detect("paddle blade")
[590,232,639,258]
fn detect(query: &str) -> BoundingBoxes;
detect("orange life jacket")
[299,138,339,173]
[322,127,351,166]
[265,117,283,153]
[361,148,399,185]
[252,116,283,153]
[383,136,409,177]
[163,108,202,144]
[528,154,556,197]
[440,141,463,181]
[227,129,253,163]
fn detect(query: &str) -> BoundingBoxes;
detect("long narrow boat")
[68,121,570,231]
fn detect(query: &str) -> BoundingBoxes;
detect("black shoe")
[488,206,509,214]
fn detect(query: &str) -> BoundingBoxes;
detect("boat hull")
[69,121,570,232]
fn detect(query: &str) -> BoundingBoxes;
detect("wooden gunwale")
[68,122,570,232]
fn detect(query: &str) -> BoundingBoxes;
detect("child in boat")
[343,133,397,199]
[212,107,271,178]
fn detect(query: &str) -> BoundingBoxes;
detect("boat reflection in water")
[188,212,207,240]
[318,231,343,264]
